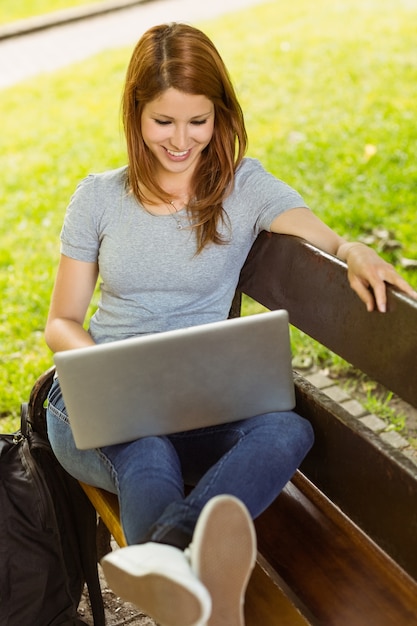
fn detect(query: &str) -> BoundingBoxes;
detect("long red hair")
[122,23,247,252]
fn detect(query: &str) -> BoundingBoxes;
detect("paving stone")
[304,372,335,390]
[322,385,351,403]
[360,414,387,433]
[340,398,368,418]
[402,448,417,466]
[379,430,410,449]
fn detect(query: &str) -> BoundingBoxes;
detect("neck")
[154,167,194,200]
[140,183,191,208]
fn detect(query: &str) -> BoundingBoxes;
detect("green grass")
[1,0,417,432]
[0,0,104,24]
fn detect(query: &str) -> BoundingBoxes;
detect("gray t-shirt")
[60,157,308,343]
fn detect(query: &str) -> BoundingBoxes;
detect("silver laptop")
[53,310,295,449]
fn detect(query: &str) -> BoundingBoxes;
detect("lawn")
[1,0,417,431]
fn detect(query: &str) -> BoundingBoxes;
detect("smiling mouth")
[165,148,190,158]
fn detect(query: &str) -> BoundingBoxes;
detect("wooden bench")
[28,232,417,625]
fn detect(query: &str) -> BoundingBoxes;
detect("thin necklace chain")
[167,200,185,230]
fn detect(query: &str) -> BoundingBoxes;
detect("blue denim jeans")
[47,377,314,545]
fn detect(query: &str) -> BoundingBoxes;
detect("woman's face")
[141,88,215,182]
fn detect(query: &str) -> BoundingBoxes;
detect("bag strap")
[25,370,106,626]
[20,402,30,438]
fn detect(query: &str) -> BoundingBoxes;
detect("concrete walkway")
[0,0,265,89]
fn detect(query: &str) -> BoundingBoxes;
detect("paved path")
[0,0,265,89]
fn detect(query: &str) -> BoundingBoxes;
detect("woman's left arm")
[270,207,417,313]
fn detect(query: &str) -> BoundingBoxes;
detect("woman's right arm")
[45,254,99,353]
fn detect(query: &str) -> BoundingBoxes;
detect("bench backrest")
[237,232,417,581]
[239,232,417,406]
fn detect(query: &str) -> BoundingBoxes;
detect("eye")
[154,119,171,126]
[191,119,208,126]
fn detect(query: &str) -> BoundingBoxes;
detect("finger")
[371,280,387,313]
[357,267,388,313]
[384,271,417,300]
[348,275,376,312]
[373,265,417,307]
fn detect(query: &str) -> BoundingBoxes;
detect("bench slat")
[245,559,310,626]
[255,472,417,626]
[80,483,126,548]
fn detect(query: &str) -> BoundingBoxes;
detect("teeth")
[167,149,189,157]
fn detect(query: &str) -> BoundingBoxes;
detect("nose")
[170,124,188,150]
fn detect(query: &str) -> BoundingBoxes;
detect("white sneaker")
[101,542,212,626]
[189,495,257,626]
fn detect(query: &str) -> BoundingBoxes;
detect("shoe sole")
[101,556,205,626]
[191,496,257,626]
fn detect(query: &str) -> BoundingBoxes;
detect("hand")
[338,242,417,313]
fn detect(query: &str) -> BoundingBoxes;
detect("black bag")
[0,375,105,626]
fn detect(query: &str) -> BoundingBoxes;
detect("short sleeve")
[60,174,101,262]
[233,159,309,234]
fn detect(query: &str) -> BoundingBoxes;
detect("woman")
[45,23,416,626]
